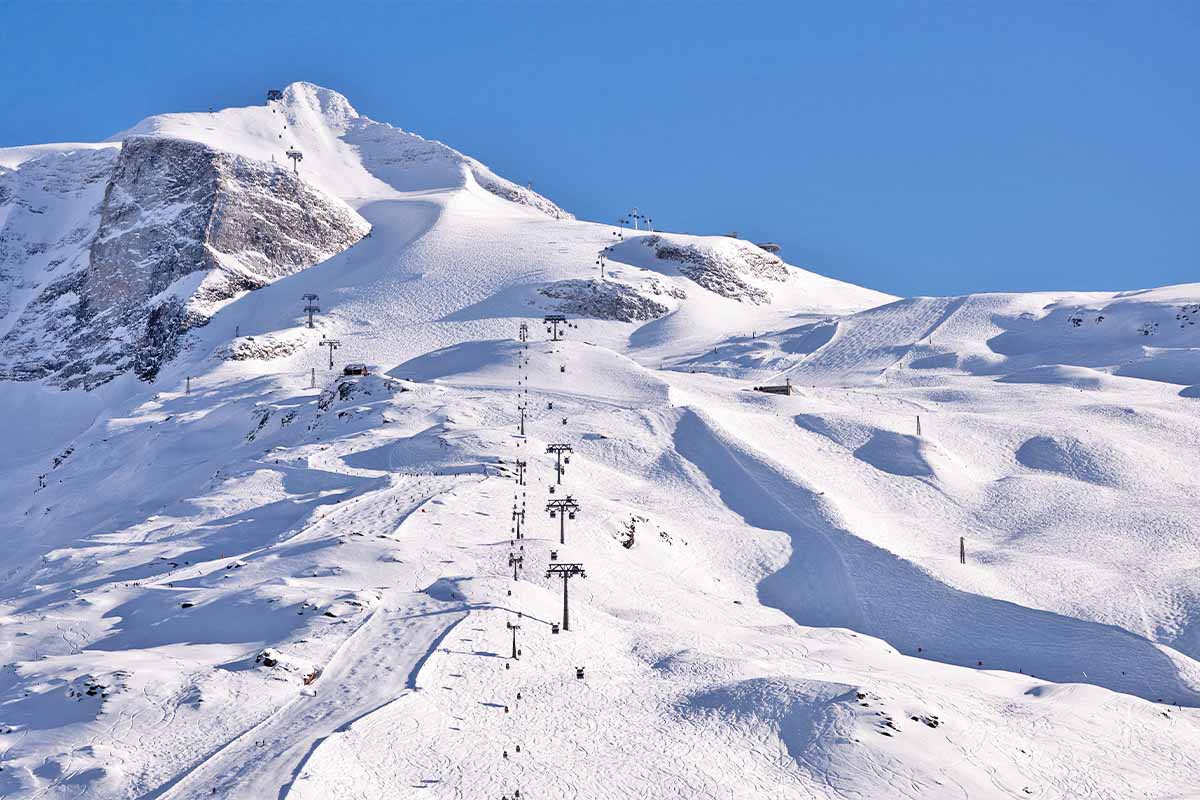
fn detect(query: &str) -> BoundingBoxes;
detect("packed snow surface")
[1,83,1199,799]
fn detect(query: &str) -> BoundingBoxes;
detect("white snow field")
[1,83,1199,799]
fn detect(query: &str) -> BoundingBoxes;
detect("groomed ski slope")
[1,83,1199,799]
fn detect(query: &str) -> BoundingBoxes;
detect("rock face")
[0,147,117,332]
[538,278,679,322]
[473,174,572,220]
[0,136,369,388]
[639,234,789,304]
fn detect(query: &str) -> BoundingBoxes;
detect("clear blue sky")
[2,1,1196,297]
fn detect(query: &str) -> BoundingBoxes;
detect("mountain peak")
[278,81,360,127]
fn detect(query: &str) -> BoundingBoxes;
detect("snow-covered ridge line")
[115,81,572,219]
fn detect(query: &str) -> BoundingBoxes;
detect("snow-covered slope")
[1,82,1198,800]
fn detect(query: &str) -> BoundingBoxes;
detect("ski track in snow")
[150,598,468,800]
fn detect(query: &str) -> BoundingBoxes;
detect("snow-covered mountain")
[1,82,1198,799]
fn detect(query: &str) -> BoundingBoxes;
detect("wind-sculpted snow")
[681,677,855,766]
[996,363,1115,389]
[675,319,839,377]
[343,118,571,216]
[794,413,937,478]
[672,406,1200,705]
[688,285,1200,390]
[285,82,571,217]
[1014,434,1125,486]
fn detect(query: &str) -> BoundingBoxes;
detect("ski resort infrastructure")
[0,82,1199,799]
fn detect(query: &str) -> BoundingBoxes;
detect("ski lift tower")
[543,315,568,342]
[286,148,303,174]
[302,293,320,328]
[318,338,340,370]
[545,443,573,485]
[619,207,651,231]
[545,562,586,631]
[506,619,521,660]
[546,495,581,545]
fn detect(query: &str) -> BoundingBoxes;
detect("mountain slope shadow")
[672,408,1200,706]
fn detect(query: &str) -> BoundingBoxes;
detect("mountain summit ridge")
[113,81,574,216]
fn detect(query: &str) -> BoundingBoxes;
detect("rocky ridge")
[0,136,369,388]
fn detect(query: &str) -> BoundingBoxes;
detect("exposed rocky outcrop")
[0,147,117,330]
[639,234,790,304]
[217,334,308,362]
[474,174,573,220]
[538,278,679,322]
[0,136,369,388]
